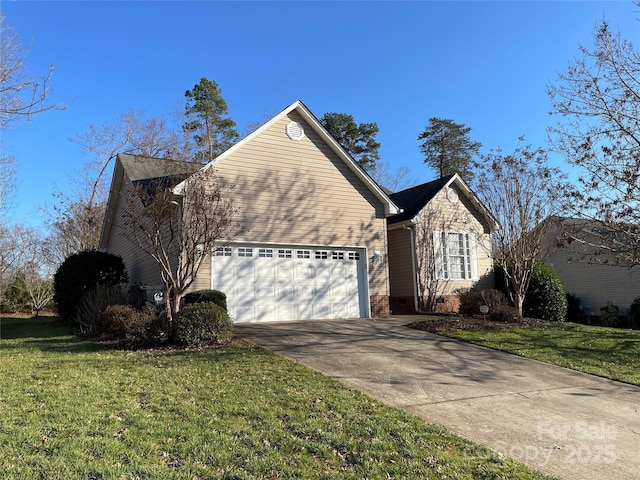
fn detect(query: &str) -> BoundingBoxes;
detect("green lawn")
[444,322,640,386]
[0,315,555,479]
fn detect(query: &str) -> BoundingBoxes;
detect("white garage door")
[211,244,367,323]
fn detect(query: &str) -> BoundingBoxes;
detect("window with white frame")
[433,232,478,280]
[215,246,232,257]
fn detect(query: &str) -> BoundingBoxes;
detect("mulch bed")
[406,315,547,334]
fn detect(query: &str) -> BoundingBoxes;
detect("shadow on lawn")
[0,315,104,353]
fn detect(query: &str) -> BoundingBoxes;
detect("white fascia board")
[445,173,501,231]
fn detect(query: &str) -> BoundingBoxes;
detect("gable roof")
[388,175,454,224]
[99,153,200,250]
[173,100,401,216]
[388,173,499,229]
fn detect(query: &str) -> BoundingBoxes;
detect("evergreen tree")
[183,78,238,163]
[418,118,481,183]
[320,112,380,173]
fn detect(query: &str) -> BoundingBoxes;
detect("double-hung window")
[433,231,478,280]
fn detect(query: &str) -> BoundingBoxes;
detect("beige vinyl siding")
[416,186,493,295]
[103,174,165,287]
[209,111,389,296]
[388,228,415,296]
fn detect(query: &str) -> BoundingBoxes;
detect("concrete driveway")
[234,316,640,480]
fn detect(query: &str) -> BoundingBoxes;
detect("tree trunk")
[515,293,524,318]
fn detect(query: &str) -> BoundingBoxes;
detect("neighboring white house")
[543,217,640,317]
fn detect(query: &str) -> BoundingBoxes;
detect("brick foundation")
[389,296,417,314]
[431,295,460,313]
[390,295,460,314]
[370,295,390,318]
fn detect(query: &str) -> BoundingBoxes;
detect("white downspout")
[402,223,429,314]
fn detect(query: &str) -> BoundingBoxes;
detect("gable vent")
[286,121,305,141]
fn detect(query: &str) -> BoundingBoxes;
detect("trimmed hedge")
[172,302,233,348]
[183,289,227,311]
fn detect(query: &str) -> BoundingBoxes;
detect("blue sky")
[3,0,639,229]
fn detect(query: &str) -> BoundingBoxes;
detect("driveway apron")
[234,317,640,480]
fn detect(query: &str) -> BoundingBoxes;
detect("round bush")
[457,288,507,316]
[53,251,128,324]
[172,302,233,348]
[490,305,518,322]
[183,289,227,311]
[99,304,157,347]
[523,263,567,322]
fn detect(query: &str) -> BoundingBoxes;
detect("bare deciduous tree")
[474,143,562,317]
[0,12,62,127]
[24,270,54,317]
[548,17,640,266]
[122,162,241,323]
[414,207,453,311]
[0,224,39,306]
[370,162,414,192]
[0,152,16,218]
[42,111,184,267]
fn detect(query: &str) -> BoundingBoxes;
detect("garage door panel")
[255,285,275,300]
[333,302,351,318]
[313,304,331,317]
[296,285,315,300]
[276,305,295,319]
[255,306,275,321]
[276,286,295,301]
[211,244,365,323]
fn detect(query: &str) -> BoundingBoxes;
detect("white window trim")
[433,231,479,280]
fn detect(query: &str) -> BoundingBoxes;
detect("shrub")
[523,263,567,322]
[75,284,129,336]
[172,302,233,348]
[54,251,128,325]
[630,297,640,330]
[183,289,227,311]
[456,289,483,316]
[100,303,159,348]
[457,288,507,316]
[600,302,620,327]
[1,271,30,313]
[490,305,518,323]
[566,293,587,323]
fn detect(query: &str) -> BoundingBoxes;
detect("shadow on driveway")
[235,316,640,480]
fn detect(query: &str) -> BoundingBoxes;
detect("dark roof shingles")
[388,175,453,224]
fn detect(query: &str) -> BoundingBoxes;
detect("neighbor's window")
[433,232,478,280]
